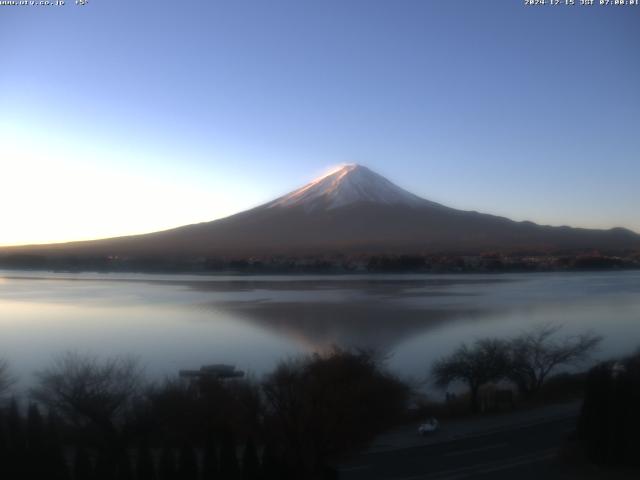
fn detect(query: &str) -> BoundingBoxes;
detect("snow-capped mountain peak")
[267,164,434,211]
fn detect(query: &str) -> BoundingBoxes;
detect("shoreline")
[1,265,639,278]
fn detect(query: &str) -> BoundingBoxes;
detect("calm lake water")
[1,270,639,391]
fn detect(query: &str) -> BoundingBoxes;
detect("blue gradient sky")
[1,0,638,245]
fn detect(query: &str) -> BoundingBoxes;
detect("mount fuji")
[3,164,639,258]
[265,164,432,211]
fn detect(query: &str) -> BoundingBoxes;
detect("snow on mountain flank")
[267,164,436,211]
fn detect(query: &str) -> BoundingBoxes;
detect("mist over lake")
[1,270,639,391]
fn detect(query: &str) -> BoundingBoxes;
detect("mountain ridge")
[1,165,639,258]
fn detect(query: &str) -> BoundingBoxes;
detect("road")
[340,417,578,480]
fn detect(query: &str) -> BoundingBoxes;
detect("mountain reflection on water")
[210,300,483,353]
[1,271,639,390]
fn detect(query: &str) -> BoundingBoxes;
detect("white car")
[418,418,439,435]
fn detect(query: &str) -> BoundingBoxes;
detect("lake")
[1,270,639,392]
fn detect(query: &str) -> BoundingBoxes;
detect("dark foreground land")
[1,335,637,478]
[341,417,631,480]
[342,417,574,479]
[1,251,639,274]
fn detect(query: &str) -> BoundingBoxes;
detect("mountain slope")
[2,164,639,258]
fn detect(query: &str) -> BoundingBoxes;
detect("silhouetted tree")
[7,399,26,478]
[26,403,48,479]
[202,436,219,480]
[32,352,143,444]
[26,403,45,450]
[320,465,340,480]
[432,339,511,413]
[178,442,198,480]
[158,446,177,480]
[49,445,71,480]
[578,352,640,467]
[74,447,94,480]
[508,324,602,397]
[0,411,10,478]
[260,443,280,480]
[263,348,409,475]
[142,379,201,444]
[94,448,116,480]
[44,413,71,480]
[241,437,259,480]
[115,450,133,480]
[219,429,239,480]
[136,442,156,480]
[7,398,24,446]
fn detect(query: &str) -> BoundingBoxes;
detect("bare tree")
[507,324,602,397]
[431,338,511,413]
[262,348,409,474]
[31,352,143,440]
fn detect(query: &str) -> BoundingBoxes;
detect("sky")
[1,0,638,246]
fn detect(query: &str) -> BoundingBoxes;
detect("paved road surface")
[340,417,578,480]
